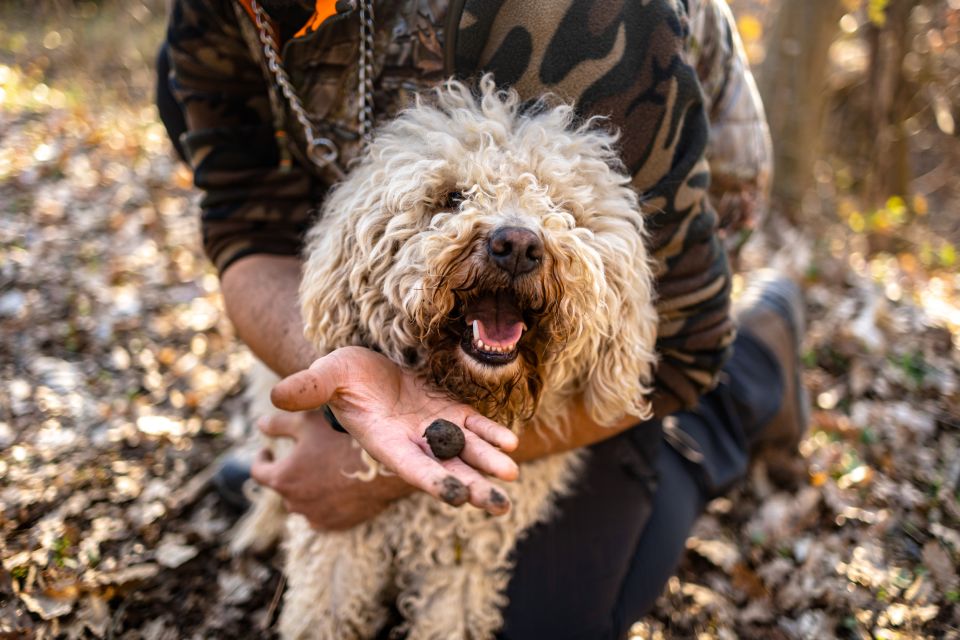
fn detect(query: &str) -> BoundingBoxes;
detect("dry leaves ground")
[1,3,282,637]
[1,2,958,639]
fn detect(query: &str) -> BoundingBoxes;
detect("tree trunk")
[758,0,844,223]
[862,0,918,208]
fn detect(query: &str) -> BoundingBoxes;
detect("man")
[158,0,806,636]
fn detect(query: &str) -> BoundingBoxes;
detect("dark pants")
[498,331,780,639]
[157,47,783,640]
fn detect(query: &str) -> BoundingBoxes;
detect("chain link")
[250,0,375,172]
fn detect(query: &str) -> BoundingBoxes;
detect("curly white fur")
[235,76,658,639]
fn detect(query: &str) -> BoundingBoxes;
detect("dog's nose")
[488,226,543,275]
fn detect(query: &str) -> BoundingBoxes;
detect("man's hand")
[251,411,412,530]
[268,347,520,515]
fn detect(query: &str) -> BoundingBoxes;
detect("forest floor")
[1,2,959,639]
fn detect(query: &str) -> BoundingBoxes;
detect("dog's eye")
[442,191,465,210]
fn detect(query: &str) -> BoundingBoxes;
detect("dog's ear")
[299,207,369,356]
[299,173,421,364]
[580,222,658,427]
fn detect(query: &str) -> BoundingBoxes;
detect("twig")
[262,574,286,631]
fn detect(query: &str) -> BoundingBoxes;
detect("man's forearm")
[220,254,319,377]
[512,401,653,463]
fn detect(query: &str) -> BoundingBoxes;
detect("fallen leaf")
[922,540,958,592]
[686,537,741,572]
[18,590,75,621]
[155,535,198,569]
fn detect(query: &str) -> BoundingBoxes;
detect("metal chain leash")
[250,0,375,172]
[357,0,375,146]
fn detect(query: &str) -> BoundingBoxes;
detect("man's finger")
[457,429,520,482]
[395,433,512,515]
[251,448,280,489]
[463,413,518,452]
[270,357,340,411]
[257,413,301,439]
[376,437,472,507]
[442,457,512,516]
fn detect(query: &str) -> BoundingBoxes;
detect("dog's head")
[302,76,657,428]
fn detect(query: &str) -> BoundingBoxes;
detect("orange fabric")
[294,0,340,38]
[235,0,340,42]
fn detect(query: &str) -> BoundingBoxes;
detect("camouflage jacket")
[166,0,772,413]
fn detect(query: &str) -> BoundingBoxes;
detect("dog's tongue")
[465,292,525,347]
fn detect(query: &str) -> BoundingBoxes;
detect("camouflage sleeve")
[166,0,321,273]
[630,10,737,414]
[686,0,773,248]
[454,0,736,413]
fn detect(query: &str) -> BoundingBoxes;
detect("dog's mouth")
[459,290,528,366]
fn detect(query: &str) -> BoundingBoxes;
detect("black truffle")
[424,419,466,460]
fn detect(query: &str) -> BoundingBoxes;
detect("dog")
[234,76,658,639]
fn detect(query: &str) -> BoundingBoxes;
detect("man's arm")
[221,254,318,377]
[509,400,650,463]
[167,0,321,275]
[686,0,774,243]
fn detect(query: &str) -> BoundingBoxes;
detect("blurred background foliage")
[735,0,960,276]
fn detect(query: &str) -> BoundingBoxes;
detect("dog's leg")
[230,360,290,554]
[397,451,586,640]
[279,513,395,640]
[230,486,288,554]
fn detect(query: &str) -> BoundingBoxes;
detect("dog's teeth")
[472,320,479,342]
[468,334,522,357]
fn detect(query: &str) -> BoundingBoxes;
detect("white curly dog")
[234,76,658,639]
